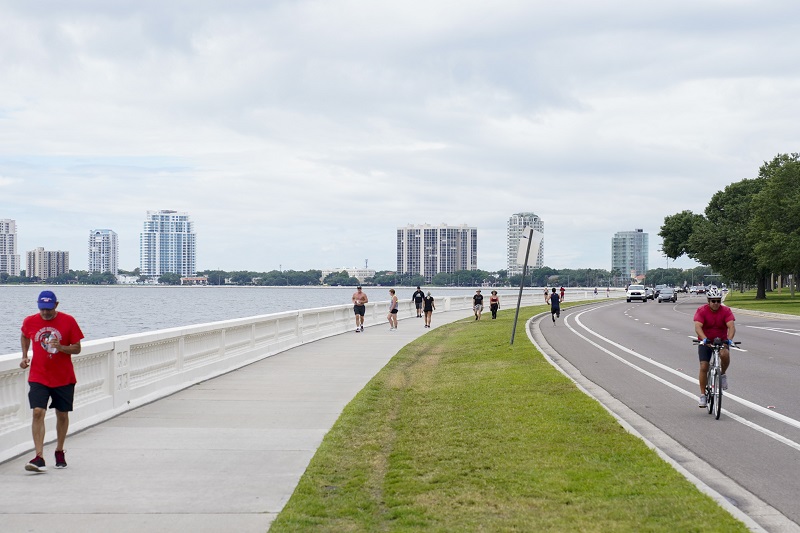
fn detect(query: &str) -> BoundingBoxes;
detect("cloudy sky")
[1,1,798,274]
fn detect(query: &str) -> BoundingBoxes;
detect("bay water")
[1,285,531,356]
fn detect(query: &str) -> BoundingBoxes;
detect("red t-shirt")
[21,311,84,387]
[693,304,735,341]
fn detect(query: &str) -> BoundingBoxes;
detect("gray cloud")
[1,1,798,273]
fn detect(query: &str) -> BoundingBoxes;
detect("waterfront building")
[0,219,21,276]
[139,210,196,279]
[320,267,376,283]
[88,229,119,275]
[397,223,478,282]
[26,247,69,280]
[612,229,649,281]
[506,212,544,276]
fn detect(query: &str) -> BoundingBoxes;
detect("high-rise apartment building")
[507,212,544,276]
[88,229,119,275]
[612,229,649,280]
[397,224,477,282]
[0,219,21,276]
[140,210,196,278]
[27,247,70,280]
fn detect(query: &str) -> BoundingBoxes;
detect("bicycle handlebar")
[692,338,741,347]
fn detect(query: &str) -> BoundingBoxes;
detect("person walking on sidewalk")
[352,286,368,332]
[546,287,561,325]
[412,286,425,318]
[19,290,84,473]
[473,289,484,320]
[489,290,500,319]
[423,291,435,328]
[387,289,399,330]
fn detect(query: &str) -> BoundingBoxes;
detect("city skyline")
[3,3,797,273]
[2,214,695,277]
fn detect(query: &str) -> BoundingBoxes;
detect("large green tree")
[750,153,800,296]
[659,211,704,259]
[690,178,768,297]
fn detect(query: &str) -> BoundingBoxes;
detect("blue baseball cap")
[37,290,58,309]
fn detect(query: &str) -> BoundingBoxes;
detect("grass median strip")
[270,306,748,532]
[724,289,800,316]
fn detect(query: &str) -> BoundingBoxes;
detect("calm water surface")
[1,285,531,356]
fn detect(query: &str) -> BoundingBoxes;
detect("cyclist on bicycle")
[693,287,736,408]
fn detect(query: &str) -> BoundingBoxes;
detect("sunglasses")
[709,299,721,304]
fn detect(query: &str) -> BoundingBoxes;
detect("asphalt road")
[531,294,800,533]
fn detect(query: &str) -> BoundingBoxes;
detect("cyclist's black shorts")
[698,344,713,362]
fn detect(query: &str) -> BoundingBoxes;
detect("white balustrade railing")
[0,291,566,463]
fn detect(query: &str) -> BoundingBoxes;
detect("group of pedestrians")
[471,289,501,320]
[352,285,437,332]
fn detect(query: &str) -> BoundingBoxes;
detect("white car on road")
[626,284,647,303]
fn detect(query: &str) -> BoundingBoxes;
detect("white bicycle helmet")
[706,287,722,299]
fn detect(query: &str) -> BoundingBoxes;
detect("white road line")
[564,307,800,444]
[746,325,800,337]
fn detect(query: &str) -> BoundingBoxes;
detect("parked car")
[657,288,677,303]
[626,284,647,303]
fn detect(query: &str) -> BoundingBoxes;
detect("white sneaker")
[720,374,728,390]
[698,395,707,408]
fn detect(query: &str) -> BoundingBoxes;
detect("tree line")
[0,264,715,288]
[659,153,800,299]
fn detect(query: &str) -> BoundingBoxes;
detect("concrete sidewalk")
[0,309,475,533]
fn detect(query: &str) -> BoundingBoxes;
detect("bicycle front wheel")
[706,369,714,415]
[714,368,723,420]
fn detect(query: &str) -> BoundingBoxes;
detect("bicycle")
[693,337,740,419]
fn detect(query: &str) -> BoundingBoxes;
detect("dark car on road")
[657,288,677,303]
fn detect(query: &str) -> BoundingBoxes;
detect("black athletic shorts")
[698,344,713,363]
[353,304,366,316]
[28,382,75,412]
[390,309,398,314]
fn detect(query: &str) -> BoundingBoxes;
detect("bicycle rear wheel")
[714,368,723,420]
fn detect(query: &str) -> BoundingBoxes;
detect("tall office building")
[612,229,649,280]
[88,229,119,275]
[397,223,477,282]
[140,210,196,278]
[507,212,544,276]
[0,219,21,276]
[27,247,70,280]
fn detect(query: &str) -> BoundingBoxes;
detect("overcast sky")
[2,1,798,274]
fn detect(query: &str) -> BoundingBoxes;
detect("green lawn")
[724,288,800,316]
[269,306,748,532]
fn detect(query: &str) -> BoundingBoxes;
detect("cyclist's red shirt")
[21,311,84,387]
[693,304,735,341]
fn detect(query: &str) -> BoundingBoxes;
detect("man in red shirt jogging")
[693,287,735,408]
[19,290,84,473]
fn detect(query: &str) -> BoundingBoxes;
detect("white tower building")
[88,229,119,275]
[507,212,544,276]
[0,219,21,276]
[612,229,649,280]
[397,223,477,282]
[140,210,196,278]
